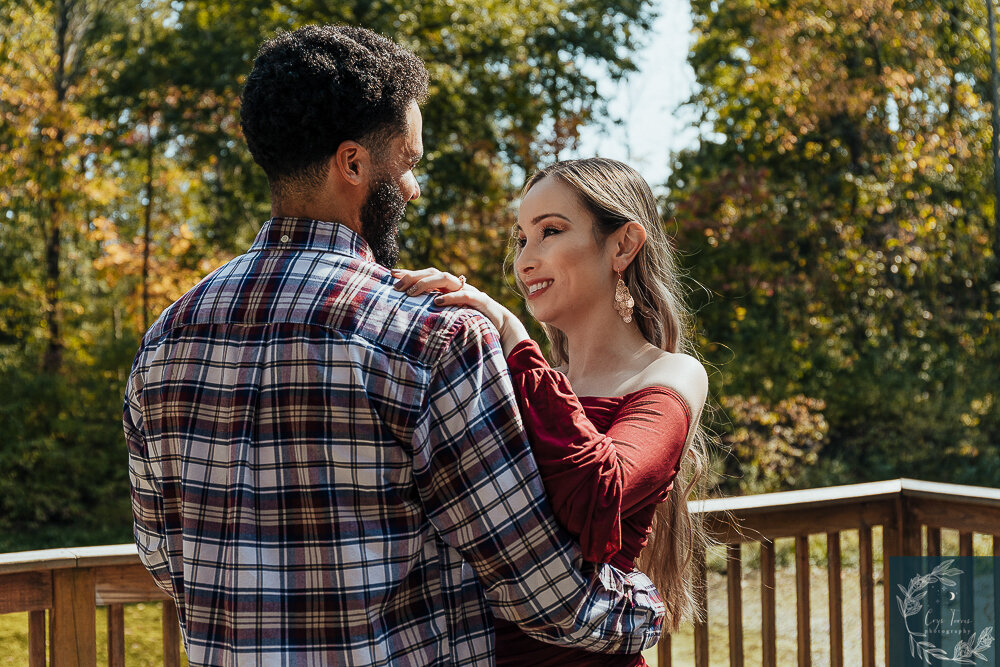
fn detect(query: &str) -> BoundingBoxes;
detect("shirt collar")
[249,217,376,263]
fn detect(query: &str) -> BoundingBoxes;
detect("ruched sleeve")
[506,339,692,564]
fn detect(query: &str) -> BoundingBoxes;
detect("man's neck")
[271,198,361,235]
[271,205,361,234]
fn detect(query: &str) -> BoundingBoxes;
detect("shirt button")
[280,234,290,243]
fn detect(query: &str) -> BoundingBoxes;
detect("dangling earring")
[614,270,634,324]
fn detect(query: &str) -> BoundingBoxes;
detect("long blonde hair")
[512,157,714,632]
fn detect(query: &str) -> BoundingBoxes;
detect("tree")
[0,0,658,548]
[668,0,1000,492]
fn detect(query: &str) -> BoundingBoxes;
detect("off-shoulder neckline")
[578,385,691,418]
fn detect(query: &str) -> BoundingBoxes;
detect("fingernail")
[393,281,404,290]
[434,296,444,305]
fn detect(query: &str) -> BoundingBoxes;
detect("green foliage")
[669,0,1000,492]
[719,394,828,493]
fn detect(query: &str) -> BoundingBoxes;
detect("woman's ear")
[612,221,647,272]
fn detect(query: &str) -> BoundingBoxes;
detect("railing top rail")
[4,479,999,572]
[0,543,139,575]
[691,477,1000,515]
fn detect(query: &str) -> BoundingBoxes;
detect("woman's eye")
[516,236,527,248]
[542,227,560,238]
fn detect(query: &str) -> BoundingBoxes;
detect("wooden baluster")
[959,531,973,557]
[51,568,97,667]
[881,520,900,667]
[898,498,921,556]
[994,534,1000,664]
[959,531,975,646]
[29,610,46,667]
[859,526,875,667]
[657,632,671,667]
[827,532,843,667]
[795,534,811,667]
[726,543,744,667]
[162,599,181,667]
[927,527,941,557]
[108,604,125,667]
[927,527,943,648]
[761,538,776,667]
[693,541,708,667]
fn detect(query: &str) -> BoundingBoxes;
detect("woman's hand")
[392,268,530,356]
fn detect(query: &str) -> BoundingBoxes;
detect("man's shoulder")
[376,289,502,368]
[134,251,502,369]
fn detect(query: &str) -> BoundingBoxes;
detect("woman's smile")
[526,279,554,298]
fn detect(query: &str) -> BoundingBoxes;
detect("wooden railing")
[659,477,1000,667]
[0,544,180,667]
[2,477,999,665]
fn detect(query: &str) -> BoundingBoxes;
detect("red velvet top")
[494,340,692,667]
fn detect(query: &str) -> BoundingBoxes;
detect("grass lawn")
[2,528,990,666]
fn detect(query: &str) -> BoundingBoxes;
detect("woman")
[392,158,712,665]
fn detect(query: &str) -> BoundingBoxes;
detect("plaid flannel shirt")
[125,217,664,666]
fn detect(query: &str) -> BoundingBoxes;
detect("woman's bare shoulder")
[632,351,708,416]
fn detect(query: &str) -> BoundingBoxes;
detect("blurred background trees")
[0,0,655,549]
[669,0,1000,493]
[0,0,997,549]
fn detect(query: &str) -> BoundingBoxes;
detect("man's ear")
[612,221,647,272]
[332,140,371,186]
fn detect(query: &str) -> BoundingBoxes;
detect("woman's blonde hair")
[511,157,715,632]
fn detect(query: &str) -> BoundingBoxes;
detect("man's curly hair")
[240,25,428,199]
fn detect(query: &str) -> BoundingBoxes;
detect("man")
[125,25,663,665]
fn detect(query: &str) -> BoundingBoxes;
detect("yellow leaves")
[169,240,191,258]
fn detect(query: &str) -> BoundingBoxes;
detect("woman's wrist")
[498,312,530,356]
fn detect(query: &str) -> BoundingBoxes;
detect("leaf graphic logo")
[896,559,995,664]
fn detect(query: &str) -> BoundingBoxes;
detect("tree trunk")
[987,0,1000,280]
[142,120,154,332]
[42,0,70,375]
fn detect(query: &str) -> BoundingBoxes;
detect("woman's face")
[514,176,616,327]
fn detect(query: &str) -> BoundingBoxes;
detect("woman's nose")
[514,252,536,280]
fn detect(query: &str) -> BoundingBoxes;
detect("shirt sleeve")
[411,313,664,654]
[123,367,172,595]
[506,339,691,563]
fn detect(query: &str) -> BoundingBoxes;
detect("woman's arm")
[507,340,691,562]
[392,268,693,562]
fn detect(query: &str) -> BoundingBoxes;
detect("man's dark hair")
[240,25,428,199]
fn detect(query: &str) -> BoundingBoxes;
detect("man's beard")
[360,175,407,268]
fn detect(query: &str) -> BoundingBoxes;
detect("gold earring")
[614,271,634,324]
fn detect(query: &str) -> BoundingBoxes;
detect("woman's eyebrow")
[516,213,572,232]
[529,213,572,225]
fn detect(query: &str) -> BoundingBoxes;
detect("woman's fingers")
[390,268,434,292]
[431,289,481,308]
[392,268,466,295]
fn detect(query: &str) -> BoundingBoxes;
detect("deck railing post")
[50,567,96,667]
[726,542,744,667]
[826,532,843,667]
[29,609,46,667]
[108,604,125,667]
[162,598,181,667]
[761,538,776,667]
